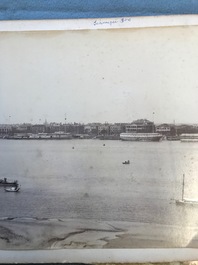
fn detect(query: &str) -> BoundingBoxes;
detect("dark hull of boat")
[0,183,17,186]
[167,136,180,141]
[0,179,18,186]
[121,137,162,142]
[120,133,162,142]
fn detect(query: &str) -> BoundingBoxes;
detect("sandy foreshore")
[0,218,197,249]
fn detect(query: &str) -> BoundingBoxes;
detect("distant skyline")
[1,119,198,126]
[1,27,198,124]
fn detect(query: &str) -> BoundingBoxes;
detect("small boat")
[122,160,130,165]
[0,178,18,186]
[4,186,20,192]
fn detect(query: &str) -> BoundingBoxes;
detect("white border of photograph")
[0,14,198,31]
[0,249,197,263]
[0,15,198,263]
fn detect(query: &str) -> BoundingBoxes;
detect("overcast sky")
[0,26,198,124]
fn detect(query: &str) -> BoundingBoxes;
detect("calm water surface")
[0,139,197,227]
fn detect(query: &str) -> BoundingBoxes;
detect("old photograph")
[0,25,198,249]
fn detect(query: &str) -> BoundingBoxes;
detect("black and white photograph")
[0,25,198,250]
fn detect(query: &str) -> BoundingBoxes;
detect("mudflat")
[0,218,197,249]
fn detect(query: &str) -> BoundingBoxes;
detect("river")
[0,139,197,227]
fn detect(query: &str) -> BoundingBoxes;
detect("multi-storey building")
[31,124,46,134]
[64,123,85,135]
[155,123,176,136]
[126,119,154,133]
[109,124,122,135]
[84,123,99,135]
[0,125,12,135]
[98,124,110,135]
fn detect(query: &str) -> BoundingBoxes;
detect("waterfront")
[0,139,198,249]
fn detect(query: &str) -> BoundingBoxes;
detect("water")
[0,139,197,227]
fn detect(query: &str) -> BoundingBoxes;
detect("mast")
[182,174,185,201]
[152,112,155,133]
[174,119,178,136]
[64,113,67,133]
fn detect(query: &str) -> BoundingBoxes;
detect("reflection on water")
[0,139,197,227]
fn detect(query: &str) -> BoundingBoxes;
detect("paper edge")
[0,14,198,263]
[0,14,198,31]
[0,249,198,263]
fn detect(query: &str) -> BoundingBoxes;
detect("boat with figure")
[5,186,20,192]
[0,178,18,186]
[122,160,130,165]
[120,133,162,142]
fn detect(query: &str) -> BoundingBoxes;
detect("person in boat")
[123,160,130,164]
[13,183,19,191]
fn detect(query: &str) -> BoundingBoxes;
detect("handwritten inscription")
[93,17,131,27]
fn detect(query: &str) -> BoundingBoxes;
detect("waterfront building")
[32,124,45,134]
[0,125,12,136]
[12,124,32,134]
[109,124,122,135]
[155,123,176,136]
[64,123,85,135]
[98,124,110,135]
[126,119,154,133]
[84,123,99,135]
[176,124,198,135]
[49,122,62,133]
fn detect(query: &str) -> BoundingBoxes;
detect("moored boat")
[4,186,20,192]
[0,178,18,186]
[166,135,180,141]
[4,132,73,140]
[120,133,162,142]
[122,160,130,164]
[180,133,198,142]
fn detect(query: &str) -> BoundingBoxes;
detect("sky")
[0,26,198,124]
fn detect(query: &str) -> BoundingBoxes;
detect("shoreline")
[0,217,197,249]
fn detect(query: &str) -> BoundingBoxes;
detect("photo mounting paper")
[0,18,198,262]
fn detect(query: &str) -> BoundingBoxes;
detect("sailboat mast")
[64,113,67,133]
[174,120,178,136]
[182,174,185,201]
